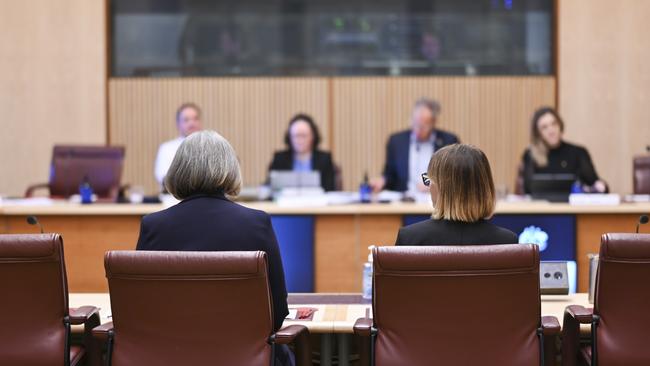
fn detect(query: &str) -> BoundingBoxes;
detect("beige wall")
[110,77,555,194]
[0,0,106,196]
[559,0,650,194]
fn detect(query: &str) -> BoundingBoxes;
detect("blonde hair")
[428,144,496,222]
[164,130,242,200]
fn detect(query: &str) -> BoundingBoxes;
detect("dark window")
[111,0,554,77]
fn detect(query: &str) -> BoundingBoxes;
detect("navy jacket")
[269,150,336,191]
[382,129,460,191]
[136,194,289,331]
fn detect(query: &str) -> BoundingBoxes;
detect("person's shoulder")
[480,221,519,243]
[272,150,292,160]
[314,149,333,161]
[159,137,182,149]
[561,141,589,154]
[399,218,442,237]
[436,129,459,142]
[388,130,411,141]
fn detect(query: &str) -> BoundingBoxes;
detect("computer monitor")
[529,173,576,202]
[269,171,321,191]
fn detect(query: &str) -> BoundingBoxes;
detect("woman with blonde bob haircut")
[395,144,518,245]
[137,131,294,365]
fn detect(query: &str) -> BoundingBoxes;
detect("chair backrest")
[0,234,69,365]
[594,233,650,364]
[105,250,274,366]
[49,145,125,200]
[633,155,650,194]
[372,244,541,366]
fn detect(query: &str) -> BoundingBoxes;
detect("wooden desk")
[4,201,649,292]
[68,292,590,334]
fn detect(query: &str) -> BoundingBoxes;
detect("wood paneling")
[332,77,556,190]
[559,0,650,194]
[110,77,555,193]
[109,78,330,193]
[314,214,402,292]
[0,0,106,196]
[3,215,140,292]
[575,214,639,292]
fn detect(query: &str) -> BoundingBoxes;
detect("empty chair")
[633,155,650,194]
[94,250,310,366]
[354,244,560,366]
[0,234,100,366]
[25,145,125,201]
[562,233,650,366]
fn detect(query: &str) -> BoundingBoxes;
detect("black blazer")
[521,141,605,194]
[135,194,289,331]
[268,149,336,191]
[395,219,518,246]
[383,129,459,192]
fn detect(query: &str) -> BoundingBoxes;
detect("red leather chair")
[354,244,559,366]
[633,155,650,194]
[0,234,100,366]
[94,250,311,366]
[562,233,650,366]
[25,145,125,202]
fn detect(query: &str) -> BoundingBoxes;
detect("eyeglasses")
[421,173,430,187]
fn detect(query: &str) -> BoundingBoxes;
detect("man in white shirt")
[154,103,203,187]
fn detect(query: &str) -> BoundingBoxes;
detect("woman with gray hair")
[136,130,293,365]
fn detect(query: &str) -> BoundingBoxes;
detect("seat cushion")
[70,346,85,366]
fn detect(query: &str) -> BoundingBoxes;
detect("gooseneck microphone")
[26,215,44,233]
[637,215,649,233]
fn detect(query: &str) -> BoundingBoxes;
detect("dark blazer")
[268,149,336,191]
[395,219,518,246]
[136,194,289,331]
[383,129,459,192]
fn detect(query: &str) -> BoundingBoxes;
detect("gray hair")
[164,130,242,199]
[413,97,441,117]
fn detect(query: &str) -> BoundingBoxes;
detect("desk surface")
[69,292,590,334]
[2,200,650,216]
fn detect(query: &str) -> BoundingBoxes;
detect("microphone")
[637,215,649,233]
[26,215,44,233]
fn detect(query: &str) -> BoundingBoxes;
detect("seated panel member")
[268,114,336,191]
[136,131,294,365]
[396,144,517,245]
[372,98,459,192]
[520,107,607,194]
[154,103,203,186]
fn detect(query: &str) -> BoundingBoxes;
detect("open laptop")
[529,173,576,202]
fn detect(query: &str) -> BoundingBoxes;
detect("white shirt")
[407,132,436,193]
[154,137,184,186]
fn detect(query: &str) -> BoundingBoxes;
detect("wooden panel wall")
[0,0,106,196]
[109,78,330,192]
[559,0,650,194]
[332,77,556,191]
[110,77,555,194]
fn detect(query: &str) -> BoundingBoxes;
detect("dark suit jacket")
[395,219,518,246]
[135,193,289,331]
[269,149,336,191]
[383,129,459,191]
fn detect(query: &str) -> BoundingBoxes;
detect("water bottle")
[362,245,375,300]
[359,172,372,203]
[79,175,93,204]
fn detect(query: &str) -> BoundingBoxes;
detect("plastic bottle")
[362,245,375,300]
[79,175,93,204]
[359,172,372,203]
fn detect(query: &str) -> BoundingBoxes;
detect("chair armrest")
[541,316,561,366]
[69,306,100,325]
[541,316,560,336]
[272,325,311,366]
[92,322,114,342]
[565,305,593,324]
[353,317,373,337]
[561,306,594,366]
[25,183,49,197]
